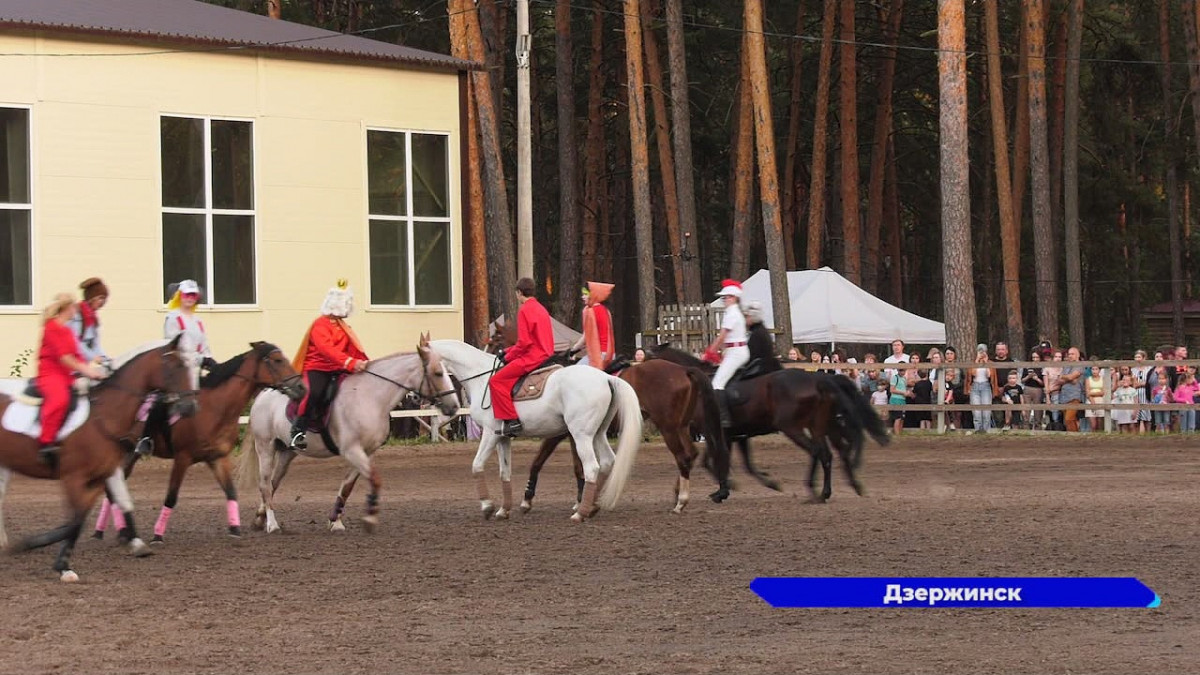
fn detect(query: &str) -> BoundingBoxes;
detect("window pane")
[411,134,448,217]
[413,221,451,305]
[161,117,205,208]
[0,108,30,204]
[211,120,253,210]
[0,209,31,305]
[162,213,207,302]
[367,130,407,216]
[369,219,409,305]
[213,214,255,304]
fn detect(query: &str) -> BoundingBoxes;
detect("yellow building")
[0,0,471,373]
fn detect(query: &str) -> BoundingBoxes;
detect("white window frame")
[0,103,34,311]
[365,126,454,310]
[159,114,258,308]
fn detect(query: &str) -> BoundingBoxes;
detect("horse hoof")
[709,488,730,503]
[670,505,685,515]
[329,519,346,532]
[481,502,496,520]
[265,523,281,535]
[59,570,80,583]
[228,526,242,538]
[361,515,378,533]
[150,535,164,545]
[494,508,510,520]
[519,500,532,514]
[252,515,266,531]
[853,483,866,497]
[569,511,585,523]
[129,539,153,557]
[90,531,104,541]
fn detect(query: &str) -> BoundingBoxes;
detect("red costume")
[292,315,369,419]
[580,282,615,369]
[490,297,555,420]
[36,319,84,445]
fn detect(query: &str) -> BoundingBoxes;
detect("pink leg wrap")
[153,506,173,537]
[226,500,240,528]
[112,506,126,531]
[95,498,112,533]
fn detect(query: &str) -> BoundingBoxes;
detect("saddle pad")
[1,397,90,442]
[513,364,563,402]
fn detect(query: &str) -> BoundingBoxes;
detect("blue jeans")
[1180,409,1196,433]
[1153,411,1171,430]
[970,382,993,431]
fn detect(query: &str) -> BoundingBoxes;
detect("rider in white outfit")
[705,279,750,427]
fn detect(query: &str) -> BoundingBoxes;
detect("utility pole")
[516,0,533,279]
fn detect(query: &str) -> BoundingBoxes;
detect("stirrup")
[499,420,523,438]
[289,430,308,450]
[134,436,153,457]
[38,444,59,467]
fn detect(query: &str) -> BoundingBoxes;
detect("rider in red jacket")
[490,278,555,437]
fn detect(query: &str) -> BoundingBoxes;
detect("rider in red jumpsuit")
[489,278,555,437]
[37,293,105,465]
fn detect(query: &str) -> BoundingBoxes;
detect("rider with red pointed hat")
[704,278,749,427]
[570,281,615,369]
[490,277,555,437]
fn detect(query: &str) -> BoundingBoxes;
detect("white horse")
[430,339,643,521]
[237,333,458,534]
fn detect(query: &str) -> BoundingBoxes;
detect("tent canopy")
[489,314,582,352]
[710,267,946,345]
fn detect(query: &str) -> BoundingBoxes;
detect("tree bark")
[986,0,1025,357]
[807,0,838,269]
[267,0,281,19]
[1011,15,1030,254]
[885,136,902,307]
[781,1,806,271]
[1064,0,1087,349]
[1048,4,1066,257]
[553,0,582,324]
[864,0,903,295]
[581,5,605,283]
[1182,0,1200,161]
[462,0,517,322]
[664,0,702,303]
[939,0,977,352]
[641,1,685,305]
[624,0,657,332]
[1027,0,1060,344]
[838,0,861,285]
[1162,0,1185,344]
[730,34,754,282]
[745,0,793,352]
[449,0,489,343]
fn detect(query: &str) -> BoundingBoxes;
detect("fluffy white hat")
[321,279,354,318]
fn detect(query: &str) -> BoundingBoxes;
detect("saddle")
[513,363,563,402]
[17,380,83,418]
[286,373,347,433]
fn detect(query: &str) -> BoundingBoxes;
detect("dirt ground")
[0,433,1197,675]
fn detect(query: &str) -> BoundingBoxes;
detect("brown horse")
[92,342,304,544]
[486,320,732,513]
[648,345,888,503]
[0,336,196,581]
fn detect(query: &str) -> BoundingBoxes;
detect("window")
[0,107,31,306]
[160,116,255,304]
[367,129,451,307]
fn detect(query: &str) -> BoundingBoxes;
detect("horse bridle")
[88,349,200,444]
[231,348,303,394]
[361,353,458,407]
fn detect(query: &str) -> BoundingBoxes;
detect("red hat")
[716,278,743,297]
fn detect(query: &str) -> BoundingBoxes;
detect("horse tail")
[686,367,730,485]
[235,407,261,496]
[597,376,644,511]
[837,375,889,450]
[826,375,887,470]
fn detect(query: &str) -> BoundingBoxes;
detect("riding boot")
[501,419,524,438]
[715,390,732,428]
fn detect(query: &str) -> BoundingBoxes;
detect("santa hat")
[321,278,354,318]
[716,278,743,298]
[79,277,109,301]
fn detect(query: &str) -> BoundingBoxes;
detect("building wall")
[0,31,463,373]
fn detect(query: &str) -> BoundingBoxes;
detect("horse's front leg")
[328,468,359,532]
[521,433,567,513]
[208,454,242,538]
[738,437,782,492]
[494,439,515,520]
[471,433,501,519]
[104,467,151,557]
[258,447,294,534]
[341,446,380,533]
[151,454,191,544]
[93,453,138,540]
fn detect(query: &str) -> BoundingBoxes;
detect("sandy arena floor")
[0,433,1196,674]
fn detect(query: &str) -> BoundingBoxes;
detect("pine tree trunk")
[885,136,902,307]
[864,0,903,295]
[1064,0,1086,349]
[1027,0,1060,343]
[624,0,657,332]
[641,1,685,304]
[838,0,861,285]
[745,0,793,352]
[463,0,517,322]
[730,34,754,282]
[1011,16,1030,252]
[664,0,703,303]
[1048,5,1066,255]
[807,0,838,269]
[553,0,582,323]
[986,0,1025,357]
[1162,0,1185,344]
[267,0,281,19]
[449,0,489,343]
[939,0,977,352]
[581,5,605,282]
[1182,0,1200,159]
[781,1,806,272]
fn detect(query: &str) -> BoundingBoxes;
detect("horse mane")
[92,340,171,393]
[648,344,708,370]
[198,341,281,389]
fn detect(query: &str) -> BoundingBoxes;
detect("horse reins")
[361,357,458,408]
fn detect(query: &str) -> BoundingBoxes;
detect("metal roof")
[0,0,476,71]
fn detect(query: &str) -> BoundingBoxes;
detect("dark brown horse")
[0,337,196,581]
[486,319,732,513]
[648,345,888,502]
[92,342,304,544]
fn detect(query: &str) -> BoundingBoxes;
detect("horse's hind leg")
[261,447,296,534]
[522,434,565,513]
[208,455,243,537]
[340,446,381,532]
[0,467,9,550]
[104,468,151,557]
[569,430,602,523]
[328,469,359,532]
[738,438,782,492]
[471,433,501,519]
[93,454,137,540]
[833,435,865,496]
[662,428,694,514]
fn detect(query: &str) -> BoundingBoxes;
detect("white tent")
[710,267,946,346]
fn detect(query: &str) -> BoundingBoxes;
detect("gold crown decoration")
[336,278,349,290]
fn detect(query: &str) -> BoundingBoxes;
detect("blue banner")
[750,577,1160,608]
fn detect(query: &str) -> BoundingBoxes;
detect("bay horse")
[91,342,304,544]
[237,333,459,534]
[0,336,197,581]
[430,339,643,521]
[648,345,888,502]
